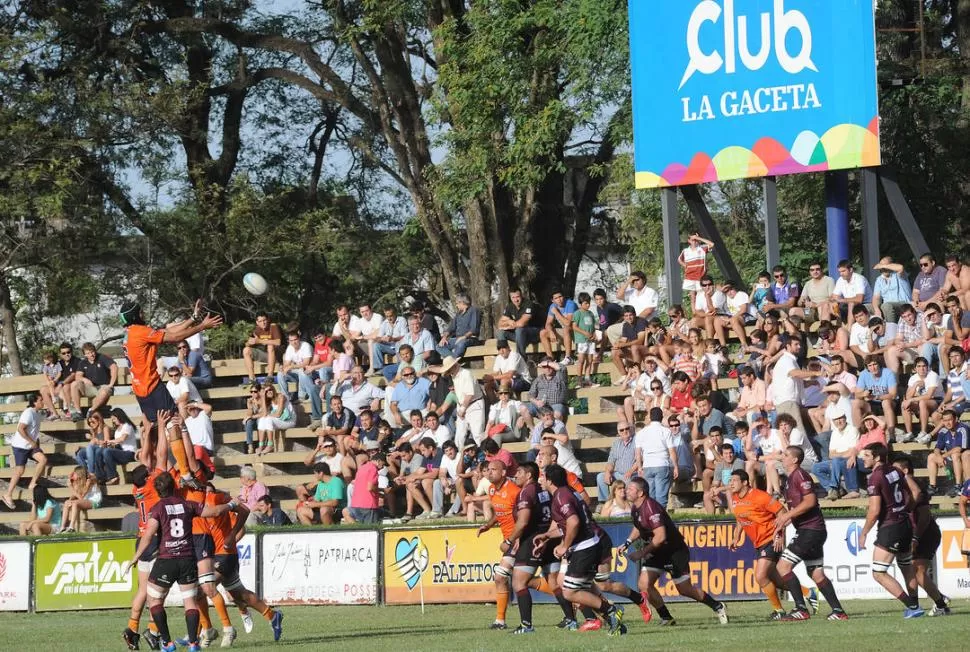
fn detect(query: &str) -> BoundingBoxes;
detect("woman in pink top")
[237,466,268,512]
[856,414,887,451]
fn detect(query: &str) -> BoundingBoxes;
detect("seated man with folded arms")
[72,342,118,416]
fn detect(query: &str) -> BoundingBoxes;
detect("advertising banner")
[655,520,763,601]
[261,530,378,605]
[790,518,908,600]
[163,533,258,607]
[935,517,970,598]
[0,541,31,611]
[34,537,136,611]
[629,0,880,188]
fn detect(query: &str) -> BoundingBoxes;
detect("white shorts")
[683,279,702,291]
[576,342,597,355]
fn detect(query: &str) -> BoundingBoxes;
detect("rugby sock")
[934,595,948,609]
[656,604,673,620]
[515,588,533,626]
[168,430,190,477]
[580,606,597,621]
[816,578,843,611]
[626,588,643,605]
[185,609,200,645]
[496,589,510,621]
[198,602,212,630]
[765,583,783,611]
[699,591,720,611]
[527,576,552,594]
[894,590,916,608]
[127,617,140,632]
[261,604,275,621]
[149,605,171,645]
[553,589,575,620]
[212,592,232,628]
[782,573,807,610]
[148,622,159,634]
[597,598,613,614]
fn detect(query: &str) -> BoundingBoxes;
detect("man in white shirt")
[830,259,872,322]
[335,365,385,415]
[810,413,862,499]
[769,336,820,436]
[691,275,727,339]
[715,281,754,347]
[810,382,856,441]
[439,356,485,449]
[352,303,385,375]
[276,330,323,426]
[632,407,678,508]
[185,402,215,454]
[373,306,407,374]
[1,394,49,509]
[486,339,533,399]
[165,367,206,417]
[615,271,659,320]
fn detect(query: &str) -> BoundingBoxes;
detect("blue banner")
[629,0,879,188]
[656,521,763,601]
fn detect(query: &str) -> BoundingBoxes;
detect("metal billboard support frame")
[661,188,682,305]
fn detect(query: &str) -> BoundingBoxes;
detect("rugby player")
[124,472,240,652]
[620,477,728,626]
[536,444,590,504]
[858,443,924,618]
[893,455,951,616]
[725,470,789,619]
[773,446,848,621]
[505,462,573,633]
[534,464,625,637]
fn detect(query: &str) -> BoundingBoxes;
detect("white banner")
[934,517,970,598]
[790,518,909,600]
[164,534,258,607]
[0,541,30,611]
[261,531,379,605]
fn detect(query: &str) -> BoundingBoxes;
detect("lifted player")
[534,464,625,637]
[773,446,848,621]
[124,473,240,652]
[858,443,924,618]
[620,477,728,626]
[894,455,951,616]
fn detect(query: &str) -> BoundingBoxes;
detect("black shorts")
[597,530,614,566]
[213,554,241,585]
[642,543,691,581]
[136,383,177,423]
[12,447,42,467]
[138,534,160,563]
[875,520,913,555]
[514,533,559,571]
[756,541,782,562]
[786,528,827,565]
[564,542,601,581]
[150,557,198,588]
[193,533,215,561]
[913,523,942,561]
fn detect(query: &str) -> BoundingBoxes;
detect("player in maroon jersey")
[773,446,848,621]
[858,442,924,618]
[505,462,573,634]
[124,472,240,651]
[619,477,728,626]
[893,455,951,616]
[533,464,625,637]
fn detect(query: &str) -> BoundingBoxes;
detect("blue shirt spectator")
[185,349,212,388]
[858,367,897,397]
[936,423,970,452]
[391,376,431,412]
[872,271,911,304]
[547,298,579,318]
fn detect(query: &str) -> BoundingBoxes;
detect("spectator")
[769,335,818,436]
[1,394,49,510]
[350,409,383,454]
[763,265,799,317]
[387,344,418,384]
[59,466,102,533]
[431,440,462,517]
[184,401,215,456]
[425,361,457,428]
[616,270,660,322]
[320,395,356,452]
[744,415,785,497]
[334,365,385,416]
[242,382,263,455]
[704,443,744,514]
[830,259,872,322]
[39,343,82,421]
[678,233,713,305]
[19,485,61,536]
[538,432,582,478]
[481,437,518,478]
[437,356,485,449]
[691,275,727,340]
[373,305,407,374]
[884,304,925,376]
[610,305,648,376]
[387,315,435,381]
[424,412,451,447]
[237,466,268,516]
[714,281,753,348]
[351,303,385,375]
[572,292,599,387]
[305,436,353,480]
[389,366,431,428]
[344,452,386,524]
[75,411,108,480]
[924,409,970,496]
[596,422,637,502]
[437,293,481,358]
[599,480,632,518]
[276,330,323,427]
[241,312,282,385]
[296,462,346,525]
[98,408,138,485]
[902,357,941,443]
[331,304,355,342]
[871,257,912,323]
[388,442,425,520]
[632,408,678,509]
[393,410,427,449]
[798,261,835,324]
[485,384,524,443]
[776,413,817,471]
[913,253,948,311]
[497,287,543,356]
[165,367,206,418]
[410,300,441,342]
[943,254,970,310]
[595,288,624,350]
[730,366,767,425]
[255,384,295,454]
[39,350,67,422]
[168,338,212,389]
[253,495,292,526]
[540,289,577,364]
[933,348,970,425]
[71,342,118,416]
[486,339,532,399]
[811,413,861,500]
[307,330,335,386]
[521,357,568,424]
[853,355,899,438]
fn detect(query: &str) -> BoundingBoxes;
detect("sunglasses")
[773,274,784,279]
[669,422,681,428]
[498,391,510,395]
[651,385,663,390]
[701,282,712,287]
[920,262,932,267]
[60,351,72,356]
[401,372,415,378]
[618,427,630,432]
[168,373,180,378]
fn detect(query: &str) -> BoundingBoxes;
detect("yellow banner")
[384,526,504,604]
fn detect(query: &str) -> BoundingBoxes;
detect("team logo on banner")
[392,537,429,591]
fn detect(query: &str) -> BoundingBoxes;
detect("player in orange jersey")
[726,469,791,619]
[120,298,221,485]
[206,489,284,644]
[478,460,552,630]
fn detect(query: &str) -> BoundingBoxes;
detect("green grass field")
[0,599,965,651]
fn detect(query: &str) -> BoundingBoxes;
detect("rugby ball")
[242,272,268,296]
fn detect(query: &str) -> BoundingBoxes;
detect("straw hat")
[428,355,461,375]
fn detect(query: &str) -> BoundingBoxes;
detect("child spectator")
[572,292,598,387]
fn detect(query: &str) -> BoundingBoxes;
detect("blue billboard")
[629,0,880,188]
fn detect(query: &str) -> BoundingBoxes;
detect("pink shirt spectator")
[350,461,380,509]
[332,352,354,377]
[238,480,268,511]
[855,426,886,453]
[736,378,767,413]
[486,448,519,478]
[832,370,857,392]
